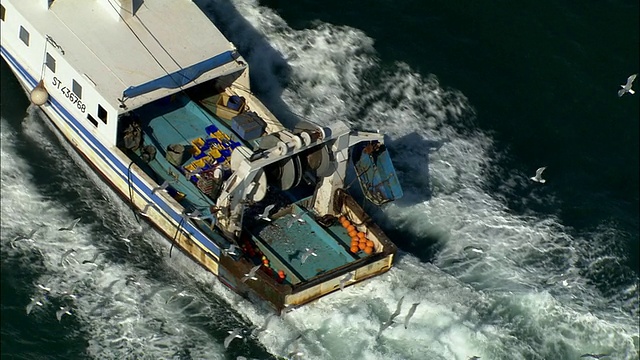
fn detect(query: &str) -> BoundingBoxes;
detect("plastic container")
[226,95,244,111]
[205,124,219,135]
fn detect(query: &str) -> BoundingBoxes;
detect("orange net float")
[339,216,347,223]
[364,246,373,255]
[348,229,358,238]
[350,245,359,253]
[358,242,366,250]
[357,232,366,239]
[346,224,356,232]
[366,240,374,248]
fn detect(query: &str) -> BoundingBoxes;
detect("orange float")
[348,230,358,237]
[339,216,346,223]
[358,242,366,250]
[357,232,366,239]
[350,245,359,253]
[364,246,373,255]
[366,240,374,248]
[347,224,355,232]
[341,220,351,228]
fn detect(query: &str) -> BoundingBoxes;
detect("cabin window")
[45,53,56,72]
[19,26,30,46]
[72,80,82,99]
[1,5,5,22]
[97,105,108,124]
[86,114,98,127]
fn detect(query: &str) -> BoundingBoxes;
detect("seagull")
[223,328,243,349]
[59,249,77,267]
[222,244,239,256]
[138,202,156,217]
[286,334,304,360]
[36,283,51,293]
[287,213,306,228]
[256,204,275,221]
[184,168,202,179]
[300,248,317,264]
[11,227,41,248]
[376,319,395,338]
[530,166,547,183]
[241,264,262,283]
[58,217,81,231]
[580,354,610,359]
[151,180,170,195]
[339,273,353,291]
[82,252,101,265]
[251,314,275,337]
[618,73,637,97]
[463,245,484,254]
[388,296,405,324]
[26,295,47,315]
[56,305,72,322]
[377,296,405,338]
[404,302,420,329]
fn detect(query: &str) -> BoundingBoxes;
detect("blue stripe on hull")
[1,46,221,258]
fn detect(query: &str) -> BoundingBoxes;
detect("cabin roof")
[12,0,247,112]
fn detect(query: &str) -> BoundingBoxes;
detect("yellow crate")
[192,158,206,168]
[184,163,197,172]
[207,148,222,158]
[191,137,205,148]
[212,130,230,141]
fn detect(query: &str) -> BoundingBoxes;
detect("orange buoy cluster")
[341,215,374,255]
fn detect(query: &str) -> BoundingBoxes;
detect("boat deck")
[250,204,365,283]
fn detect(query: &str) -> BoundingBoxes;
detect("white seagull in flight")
[530,166,547,183]
[618,73,637,97]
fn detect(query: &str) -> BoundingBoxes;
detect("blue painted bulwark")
[352,141,404,206]
[123,50,240,99]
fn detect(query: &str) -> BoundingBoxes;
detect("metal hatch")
[351,141,403,205]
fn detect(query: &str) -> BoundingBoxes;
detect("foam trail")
[1,116,241,359]
[3,1,638,359]
[200,1,639,359]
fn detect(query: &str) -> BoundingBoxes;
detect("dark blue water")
[2,1,638,359]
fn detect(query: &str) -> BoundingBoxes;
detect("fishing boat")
[0,0,403,312]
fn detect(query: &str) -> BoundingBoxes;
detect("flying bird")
[286,213,306,228]
[377,296,405,338]
[388,296,405,323]
[138,202,156,217]
[11,227,42,248]
[580,354,610,359]
[618,73,637,97]
[241,264,262,283]
[151,180,170,194]
[59,249,77,267]
[404,302,420,329]
[256,204,275,222]
[58,217,81,231]
[463,245,484,254]
[222,244,240,256]
[530,166,547,183]
[223,328,243,349]
[26,295,46,315]
[251,314,275,337]
[56,305,72,322]
[339,273,352,291]
[82,252,101,265]
[300,248,317,264]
